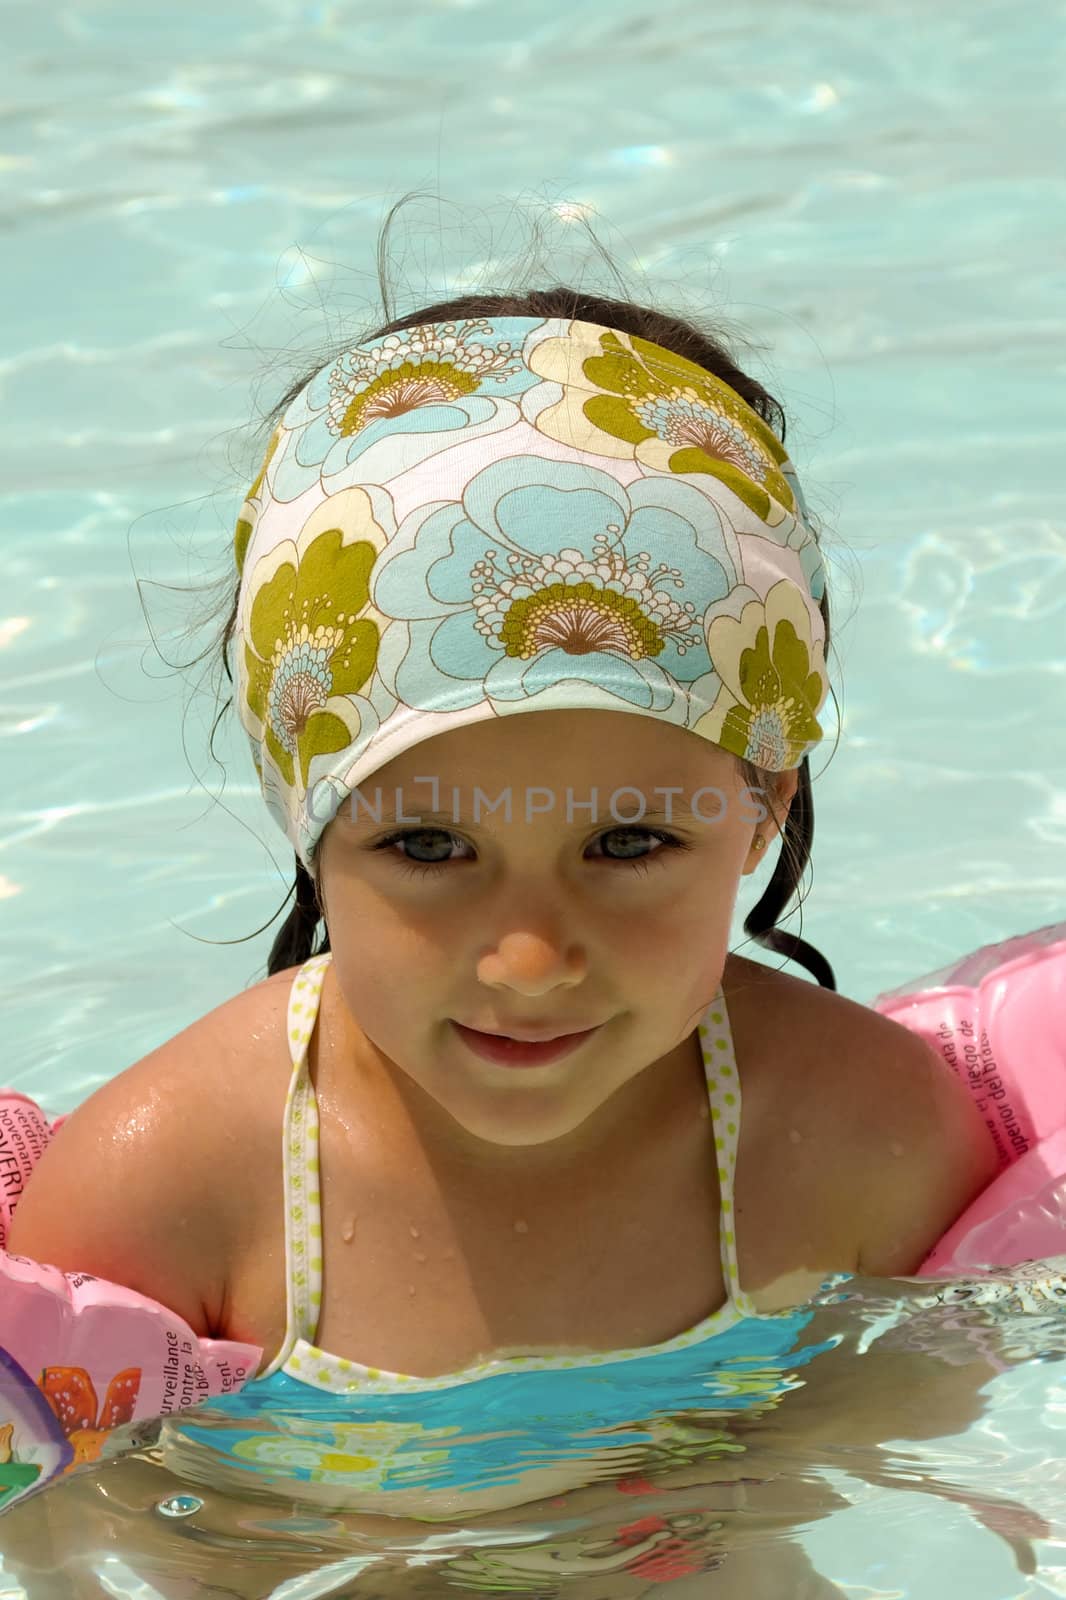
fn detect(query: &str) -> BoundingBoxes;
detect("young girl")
[7,289,1004,1580]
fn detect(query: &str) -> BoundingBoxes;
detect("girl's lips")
[451,1020,602,1068]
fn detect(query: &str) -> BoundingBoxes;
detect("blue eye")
[372,827,458,878]
[370,825,691,880]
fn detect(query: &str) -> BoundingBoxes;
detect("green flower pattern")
[241,529,378,792]
[527,326,800,527]
[699,582,827,769]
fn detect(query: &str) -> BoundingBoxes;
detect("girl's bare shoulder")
[6,964,302,1336]
[723,953,999,1274]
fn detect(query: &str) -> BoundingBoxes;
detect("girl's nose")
[476,929,588,993]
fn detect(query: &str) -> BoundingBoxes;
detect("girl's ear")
[742,767,798,875]
[778,765,800,818]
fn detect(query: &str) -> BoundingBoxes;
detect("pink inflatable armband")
[0,1092,62,1241]
[874,921,1066,1273]
[0,1093,262,1515]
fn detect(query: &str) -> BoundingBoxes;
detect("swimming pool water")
[3,0,1065,1593]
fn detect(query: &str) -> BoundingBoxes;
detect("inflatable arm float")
[872,920,1066,1271]
[0,1099,260,1513]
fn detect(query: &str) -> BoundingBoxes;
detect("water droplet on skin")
[889,1140,905,1158]
[341,1216,356,1243]
[408,1284,417,1296]
[788,1128,803,1145]
[414,1252,427,1264]
[410,1226,421,1239]
[514,1219,529,1234]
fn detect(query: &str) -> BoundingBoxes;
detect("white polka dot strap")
[257,952,331,1380]
[698,1001,748,1308]
[258,952,757,1391]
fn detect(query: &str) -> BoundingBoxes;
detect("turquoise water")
[3,0,1066,1593]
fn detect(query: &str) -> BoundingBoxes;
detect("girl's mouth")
[450,1021,602,1068]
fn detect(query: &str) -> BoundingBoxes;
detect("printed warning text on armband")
[0,1148,21,1196]
[0,1105,51,1184]
[935,1018,1030,1166]
[160,1330,200,1412]
[212,1359,250,1391]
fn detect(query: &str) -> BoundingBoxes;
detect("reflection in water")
[1,1271,1064,1597]
[0,1446,869,1597]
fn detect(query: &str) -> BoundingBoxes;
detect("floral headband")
[232,316,829,869]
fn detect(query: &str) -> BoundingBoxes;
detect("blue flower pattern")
[371,456,741,720]
[271,322,536,501]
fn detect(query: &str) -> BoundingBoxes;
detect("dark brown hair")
[214,284,836,989]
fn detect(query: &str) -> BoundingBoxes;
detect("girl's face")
[316,711,792,1159]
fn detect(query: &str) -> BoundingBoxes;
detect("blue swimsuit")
[160,953,849,1509]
